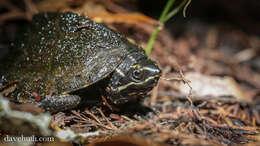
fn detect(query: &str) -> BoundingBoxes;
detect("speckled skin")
[0,12,161,113]
[2,12,133,98]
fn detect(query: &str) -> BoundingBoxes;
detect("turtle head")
[107,52,161,104]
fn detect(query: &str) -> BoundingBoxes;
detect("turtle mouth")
[111,93,147,104]
[106,75,160,105]
[111,97,130,104]
[108,88,153,104]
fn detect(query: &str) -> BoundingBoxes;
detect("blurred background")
[0,0,260,145]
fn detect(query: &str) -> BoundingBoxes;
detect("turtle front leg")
[27,94,81,113]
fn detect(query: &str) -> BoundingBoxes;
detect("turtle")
[0,12,161,113]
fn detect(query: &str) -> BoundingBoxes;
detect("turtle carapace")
[0,12,161,113]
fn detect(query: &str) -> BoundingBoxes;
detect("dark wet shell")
[1,12,142,99]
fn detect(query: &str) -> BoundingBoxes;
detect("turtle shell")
[1,12,141,100]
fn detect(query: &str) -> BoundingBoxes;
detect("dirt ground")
[0,0,260,145]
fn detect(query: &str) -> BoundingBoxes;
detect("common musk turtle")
[0,12,161,113]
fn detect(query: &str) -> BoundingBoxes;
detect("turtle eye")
[132,69,143,80]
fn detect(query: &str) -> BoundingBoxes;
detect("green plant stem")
[145,0,176,56]
[145,27,159,56]
[145,0,190,56]
[159,0,176,22]
[163,0,188,23]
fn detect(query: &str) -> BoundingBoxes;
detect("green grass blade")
[145,0,176,56]
[145,0,191,56]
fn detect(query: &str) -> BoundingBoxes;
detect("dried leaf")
[179,72,252,102]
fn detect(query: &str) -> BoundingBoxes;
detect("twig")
[24,0,38,20]
[73,110,113,130]
[150,85,159,106]
[0,80,20,91]
[121,115,134,122]
[179,70,194,107]
[162,70,194,107]
[0,0,27,24]
[84,109,102,125]
[150,66,170,106]
[97,108,118,130]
